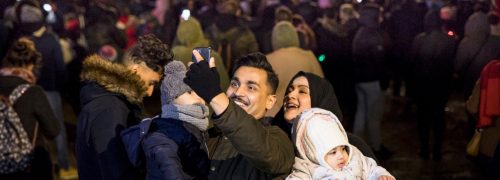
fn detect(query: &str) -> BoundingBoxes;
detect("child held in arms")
[287,108,395,180]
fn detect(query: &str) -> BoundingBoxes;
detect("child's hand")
[378,175,394,180]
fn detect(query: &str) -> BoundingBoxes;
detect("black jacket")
[0,76,60,146]
[31,30,66,91]
[76,55,146,180]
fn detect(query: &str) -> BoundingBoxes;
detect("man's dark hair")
[231,52,279,94]
[122,34,173,73]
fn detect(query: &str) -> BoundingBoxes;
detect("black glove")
[184,60,222,103]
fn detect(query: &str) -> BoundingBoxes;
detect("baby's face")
[173,91,206,105]
[325,145,349,170]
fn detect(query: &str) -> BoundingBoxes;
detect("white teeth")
[286,103,298,108]
[234,101,246,107]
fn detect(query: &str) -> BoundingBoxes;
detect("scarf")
[161,104,210,131]
[0,67,37,84]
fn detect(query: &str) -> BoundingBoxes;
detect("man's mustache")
[229,95,250,106]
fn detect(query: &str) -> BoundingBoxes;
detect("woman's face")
[283,76,312,122]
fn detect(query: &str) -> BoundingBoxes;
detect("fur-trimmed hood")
[80,54,147,105]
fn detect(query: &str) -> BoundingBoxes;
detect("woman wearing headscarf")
[273,71,376,160]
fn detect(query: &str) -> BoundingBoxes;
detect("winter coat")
[172,17,229,89]
[207,101,295,179]
[0,76,60,147]
[287,108,392,180]
[466,78,500,158]
[31,29,66,91]
[454,11,490,79]
[352,27,388,83]
[463,35,500,98]
[76,55,146,180]
[352,4,389,83]
[121,117,210,180]
[410,19,456,101]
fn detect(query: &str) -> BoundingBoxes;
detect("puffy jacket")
[121,117,210,180]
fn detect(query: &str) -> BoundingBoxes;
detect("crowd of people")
[0,0,499,179]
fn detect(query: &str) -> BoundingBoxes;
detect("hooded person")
[77,34,172,180]
[171,17,229,89]
[266,21,324,117]
[273,71,377,160]
[286,108,394,179]
[121,60,210,179]
[454,10,490,96]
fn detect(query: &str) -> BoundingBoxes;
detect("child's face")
[325,145,349,170]
[173,90,206,105]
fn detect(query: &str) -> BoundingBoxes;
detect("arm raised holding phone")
[184,51,294,179]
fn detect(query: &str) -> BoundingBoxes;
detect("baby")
[287,108,395,180]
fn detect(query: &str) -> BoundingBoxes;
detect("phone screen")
[192,47,211,62]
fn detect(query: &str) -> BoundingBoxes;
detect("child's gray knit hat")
[161,60,192,105]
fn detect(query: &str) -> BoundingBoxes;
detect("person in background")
[204,0,259,71]
[466,60,500,180]
[286,108,394,180]
[14,0,75,177]
[76,34,173,180]
[0,38,60,180]
[409,10,457,161]
[266,21,324,117]
[171,16,230,89]
[351,3,393,160]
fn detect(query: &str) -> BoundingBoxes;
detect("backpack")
[0,84,36,174]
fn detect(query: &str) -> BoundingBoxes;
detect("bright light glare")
[447,31,454,36]
[43,4,52,12]
[318,54,326,62]
[181,9,190,21]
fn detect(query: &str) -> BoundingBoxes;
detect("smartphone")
[192,47,211,63]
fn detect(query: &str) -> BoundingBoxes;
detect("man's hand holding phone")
[184,48,221,103]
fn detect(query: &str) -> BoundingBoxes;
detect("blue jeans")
[353,81,384,151]
[44,91,69,169]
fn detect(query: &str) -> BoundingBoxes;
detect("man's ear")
[129,64,139,73]
[266,94,277,110]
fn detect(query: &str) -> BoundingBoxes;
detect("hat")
[271,21,299,51]
[161,60,192,105]
[99,45,118,62]
[19,4,43,24]
[176,17,206,46]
